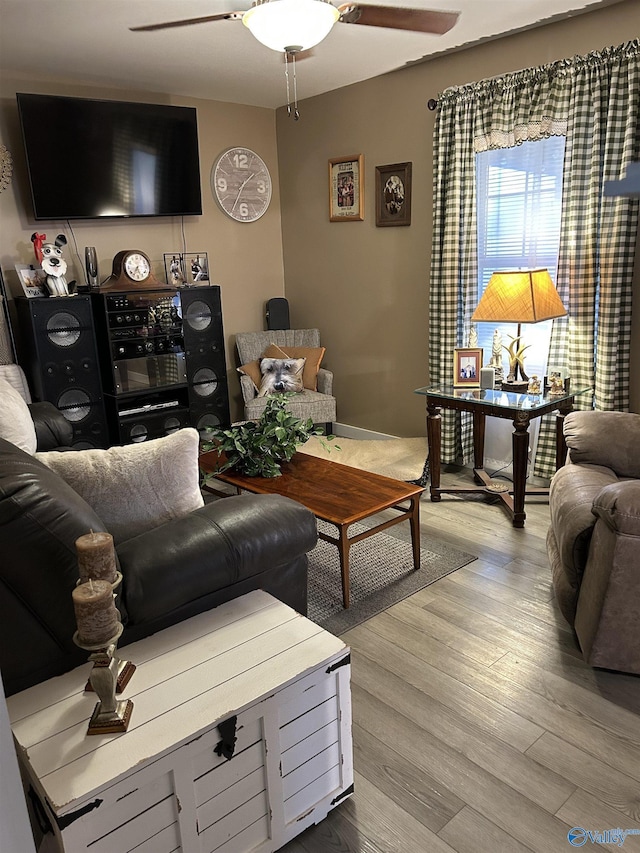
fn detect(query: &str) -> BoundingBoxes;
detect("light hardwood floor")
[282,467,640,853]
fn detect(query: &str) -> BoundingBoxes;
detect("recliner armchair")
[547,410,640,674]
[236,329,336,432]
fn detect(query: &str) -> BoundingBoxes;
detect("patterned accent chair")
[235,329,336,433]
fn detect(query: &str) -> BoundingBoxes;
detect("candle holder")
[74,623,134,735]
[78,571,136,694]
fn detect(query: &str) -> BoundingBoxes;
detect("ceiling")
[0,0,625,110]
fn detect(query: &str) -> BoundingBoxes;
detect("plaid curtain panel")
[430,40,639,476]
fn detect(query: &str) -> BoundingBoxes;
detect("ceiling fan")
[131,0,459,118]
[130,1,460,51]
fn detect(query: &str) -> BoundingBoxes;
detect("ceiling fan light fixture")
[243,0,340,52]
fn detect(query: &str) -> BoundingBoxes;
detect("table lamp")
[471,268,567,392]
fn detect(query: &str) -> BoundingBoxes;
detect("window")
[475,137,565,378]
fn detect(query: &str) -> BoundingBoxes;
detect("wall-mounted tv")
[17,93,203,220]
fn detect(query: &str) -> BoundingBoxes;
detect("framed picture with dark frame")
[453,347,483,387]
[375,161,412,227]
[164,253,186,287]
[329,155,364,222]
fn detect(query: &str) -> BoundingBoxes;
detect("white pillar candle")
[72,580,119,647]
[76,531,117,584]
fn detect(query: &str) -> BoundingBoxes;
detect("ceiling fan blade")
[130,12,244,32]
[337,5,459,35]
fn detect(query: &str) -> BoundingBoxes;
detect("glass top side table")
[414,384,592,528]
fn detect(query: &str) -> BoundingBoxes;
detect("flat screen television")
[17,93,203,220]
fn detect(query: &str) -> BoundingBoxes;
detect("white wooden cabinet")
[8,591,353,853]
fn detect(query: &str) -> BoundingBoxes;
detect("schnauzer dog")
[258,357,306,397]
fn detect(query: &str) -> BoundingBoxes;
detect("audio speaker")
[114,405,192,445]
[16,296,109,448]
[180,286,230,435]
[266,297,290,330]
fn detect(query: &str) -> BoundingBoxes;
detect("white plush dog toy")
[31,232,76,297]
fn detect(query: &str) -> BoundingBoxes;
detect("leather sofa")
[0,413,318,697]
[547,410,640,674]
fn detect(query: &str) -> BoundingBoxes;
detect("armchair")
[236,329,336,432]
[547,410,640,674]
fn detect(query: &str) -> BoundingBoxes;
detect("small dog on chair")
[257,357,306,397]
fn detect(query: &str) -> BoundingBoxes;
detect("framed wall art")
[375,162,412,227]
[329,155,364,222]
[453,347,483,387]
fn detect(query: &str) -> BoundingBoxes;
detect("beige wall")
[276,0,640,435]
[0,78,284,421]
[1,3,637,433]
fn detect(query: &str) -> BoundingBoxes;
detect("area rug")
[300,435,429,483]
[308,519,476,635]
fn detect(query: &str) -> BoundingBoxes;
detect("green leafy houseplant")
[201,393,337,478]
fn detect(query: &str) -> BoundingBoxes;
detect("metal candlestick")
[74,623,134,735]
[79,571,136,694]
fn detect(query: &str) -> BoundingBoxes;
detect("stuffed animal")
[31,232,76,297]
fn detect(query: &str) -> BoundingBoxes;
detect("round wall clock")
[212,147,272,223]
[103,250,163,290]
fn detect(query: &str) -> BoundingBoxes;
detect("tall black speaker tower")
[180,286,230,436]
[16,296,109,448]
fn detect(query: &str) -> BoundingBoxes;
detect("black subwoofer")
[16,296,109,448]
[180,286,230,435]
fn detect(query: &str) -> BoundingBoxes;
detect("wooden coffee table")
[200,450,424,609]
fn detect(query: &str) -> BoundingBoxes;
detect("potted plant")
[201,393,337,478]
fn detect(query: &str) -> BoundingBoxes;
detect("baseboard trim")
[332,423,400,441]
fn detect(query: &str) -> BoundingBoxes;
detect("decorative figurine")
[487,328,504,384]
[548,371,566,396]
[467,323,478,348]
[527,375,541,395]
[31,232,76,297]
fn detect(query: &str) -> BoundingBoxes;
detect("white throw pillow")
[37,428,204,544]
[0,377,37,454]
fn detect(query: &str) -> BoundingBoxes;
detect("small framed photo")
[375,162,412,227]
[184,253,210,285]
[164,253,186,287]
[453,347,483,387]
[329,155,364,222]
[15,264,47,298]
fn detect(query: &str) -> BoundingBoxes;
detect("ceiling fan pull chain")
[284,50,300,121]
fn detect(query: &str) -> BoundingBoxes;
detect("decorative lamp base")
[87,698,134,735]
[501,380,529,393]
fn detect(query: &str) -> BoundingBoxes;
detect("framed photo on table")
[453,347,483,387]
[15,264,47,298]
[375,162,412,227]
[329,155,364,222]
[184,253,209,285]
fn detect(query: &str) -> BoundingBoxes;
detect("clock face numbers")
[212,148,272,222]
[124,252,151,281]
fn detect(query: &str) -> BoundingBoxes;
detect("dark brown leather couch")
[547,410,640,674]
[0,420,317,696]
